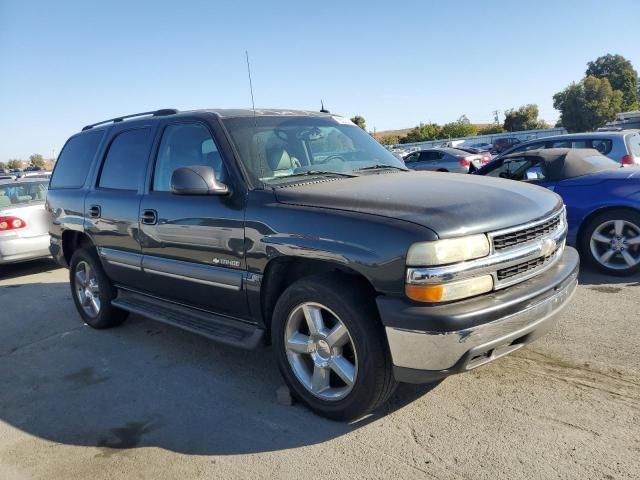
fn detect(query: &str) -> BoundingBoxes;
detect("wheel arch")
[62,230,96,265]
[259,256,378,333]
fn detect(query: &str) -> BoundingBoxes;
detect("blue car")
[476,148,640,276]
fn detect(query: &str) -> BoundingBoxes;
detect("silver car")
[403,147,487,173]
[0,178,50,264]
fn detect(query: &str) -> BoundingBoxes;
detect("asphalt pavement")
[0,259,638,479]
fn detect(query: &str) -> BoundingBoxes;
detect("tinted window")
[404,152,419,163]
[99,128,153,190]
[50,131,104,189]
[592,139,613,154]
[153,123,226,191]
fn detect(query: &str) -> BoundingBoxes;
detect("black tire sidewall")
[69,248,126,328]
[272,275,394,421]
[580,209,640,276]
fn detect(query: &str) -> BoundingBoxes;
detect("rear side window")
[591,139,613,155]
[50,131,104,189]
[99,128,153,190]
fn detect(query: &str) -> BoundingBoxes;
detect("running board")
[112,290,264,349]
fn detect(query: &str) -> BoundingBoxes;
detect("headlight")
[406,234,490,266]
[405,275,494,303]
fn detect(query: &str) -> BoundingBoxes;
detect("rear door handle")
[141,209,158,225]
[88,205,101,218]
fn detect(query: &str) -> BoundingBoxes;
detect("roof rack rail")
[81,108,179,131]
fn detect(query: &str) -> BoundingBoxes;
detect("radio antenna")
[245,51,257,123]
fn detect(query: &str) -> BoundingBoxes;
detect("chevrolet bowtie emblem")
[540,238,557,257]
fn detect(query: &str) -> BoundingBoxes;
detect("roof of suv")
[80,108,334,132]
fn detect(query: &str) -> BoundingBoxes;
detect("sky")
[1,0,638,161]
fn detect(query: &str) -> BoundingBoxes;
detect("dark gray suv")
[47,108,579,420]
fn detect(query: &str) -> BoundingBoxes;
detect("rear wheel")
[272,274,397,421]
[69,248,128,328]
[580,209,640,276]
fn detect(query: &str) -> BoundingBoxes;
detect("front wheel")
[271,274,397,421]
[69,248,129,328]
[581,209,640,276]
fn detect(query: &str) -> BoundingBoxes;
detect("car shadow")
[578,264,640,287]
[0,281,442,457]
[0,258,61,280]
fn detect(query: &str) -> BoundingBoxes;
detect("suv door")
[138,121,248,318]
[84,126,155,286]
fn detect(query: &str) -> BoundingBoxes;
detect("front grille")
[493,213,561,251]
[496,248,559,281]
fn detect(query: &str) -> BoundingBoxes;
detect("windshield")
[0,181,48,209]
[222,116,406,186]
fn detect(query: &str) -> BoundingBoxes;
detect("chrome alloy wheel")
[284,302,358,401]
[74,260,101,317]
[590,219,640,270]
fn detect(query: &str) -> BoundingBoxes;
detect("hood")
[274,171,563,238]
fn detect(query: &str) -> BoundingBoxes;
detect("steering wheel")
[317,154,346,164]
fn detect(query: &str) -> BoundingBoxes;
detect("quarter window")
[50,131,104,189]
[153,123,226,192]
[592,139,613,155]
[99,128,153,190]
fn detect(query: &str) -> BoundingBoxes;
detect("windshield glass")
[0,181,48,209]
[222,116,406,186]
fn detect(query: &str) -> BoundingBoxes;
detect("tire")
[271,274,397,421]
[436,168,448,172]
[579,208,640,276]
[69,247,128,328]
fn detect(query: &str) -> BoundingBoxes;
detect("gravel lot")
[0,259,638,479]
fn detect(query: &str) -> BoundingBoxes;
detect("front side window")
[153,123,226,192]
[221,116,406,186]
[99,128,153,190]
[485,157,538,180]
[50,131,104,189]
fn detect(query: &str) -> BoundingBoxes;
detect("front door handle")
[141,209,158,225]
[88,205,101,218]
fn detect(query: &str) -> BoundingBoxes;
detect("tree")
[400,122,442,143]
[586,54,638,110]
[29,153,45,169]
[439,115,477,138]
[0,161,6,171]
[350,115,366,130]
[503,104,548,131]
[553,76,623,133]
[7,159,23,170]
[478,124,506,135]
[378,135,400,145]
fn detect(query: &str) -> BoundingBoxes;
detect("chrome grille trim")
[406,208,567,291]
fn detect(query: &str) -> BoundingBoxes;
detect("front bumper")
[379,247,579,383]
[0,234,51,264]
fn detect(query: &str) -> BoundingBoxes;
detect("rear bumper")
[378,247,579,383]
[0,234,51,264]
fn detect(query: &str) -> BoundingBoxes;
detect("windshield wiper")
[355,164,407,172]
[280,170,359,179]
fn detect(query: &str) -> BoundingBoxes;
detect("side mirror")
[171,166,229,196]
